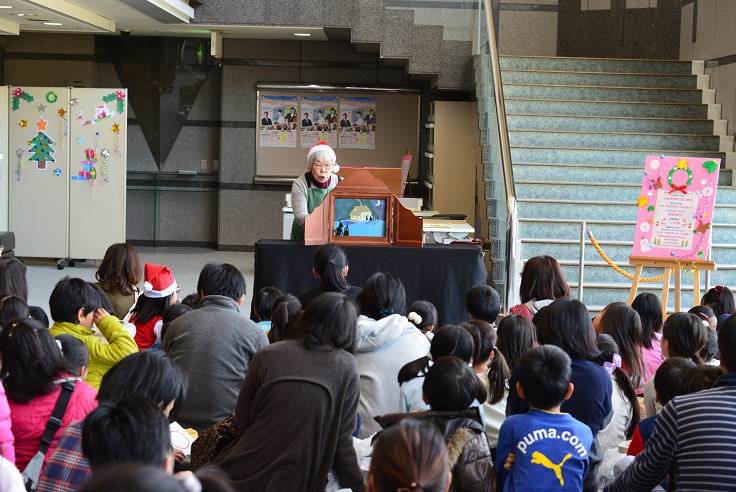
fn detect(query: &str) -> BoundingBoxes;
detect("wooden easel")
[627,256,717,316]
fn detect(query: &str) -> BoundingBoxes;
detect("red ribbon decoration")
[668,184,687,195]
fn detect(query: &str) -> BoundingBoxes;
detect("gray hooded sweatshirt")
[354,313,430,438]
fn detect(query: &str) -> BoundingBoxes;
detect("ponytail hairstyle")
[463,320,510,405]
[662,312,707,364]
[423,356,488,411]
[597,302,646,389]
[313,244,351,292]
[0,319,73,403]
[397,325,474,385]
[357,272,406,320]
[369,419,449,492]
[0,295,30,330]
[253,286,284,322]
[269,294,302,343]
[701,286,736,318]
[594,334,640,439]
[496,314,537,372]
[631,292,663,350]
[407,300,437,333]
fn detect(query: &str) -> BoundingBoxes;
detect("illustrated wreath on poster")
[667,159,693,195]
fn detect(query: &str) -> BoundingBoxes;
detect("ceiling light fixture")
[43,22,62,25]
[16,13,24,16]
[0,6,13,8]
[294,33,311,37]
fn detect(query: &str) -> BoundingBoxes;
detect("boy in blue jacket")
[497,345,593,491]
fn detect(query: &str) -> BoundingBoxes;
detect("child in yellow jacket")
[48,278,138,389]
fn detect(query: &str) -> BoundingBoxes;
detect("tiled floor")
[25,247,256,322]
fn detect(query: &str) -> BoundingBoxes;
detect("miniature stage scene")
[333,198,387,237]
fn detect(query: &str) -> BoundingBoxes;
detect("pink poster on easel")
[632,155,720,262]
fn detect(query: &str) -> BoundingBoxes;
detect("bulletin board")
[7,86,127,260]
[255,87,420,183]
[8,86,71,258]
[68,88,127,260]
[632,155,720,262]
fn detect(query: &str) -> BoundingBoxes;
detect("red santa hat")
[306,141,339,172]
[143,263,177,298]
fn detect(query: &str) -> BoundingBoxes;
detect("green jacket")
[49,316,138,390]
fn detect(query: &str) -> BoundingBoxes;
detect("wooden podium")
[627,256,717,316]
[304,170,423,247]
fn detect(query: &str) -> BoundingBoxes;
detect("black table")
[252,240,488,326]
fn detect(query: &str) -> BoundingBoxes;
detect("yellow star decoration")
[704,212,709,218]
[58,108,66,118]
[676,158,688,170]
[648,218,654,223]
[111,123,120,133]
[19,120,27,128]
[637,196,648,207]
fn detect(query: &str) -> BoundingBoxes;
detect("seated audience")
[463,320,510,450]
[507,298,611,492]
[627,358,696,457]
[631,293,665,388]
[37,350,187,492]
[496,314,536,373]
[252,286,283,333]
[0,295,29,329]
[643,312,707,417]
[377,356,494,492]
[593,302,645,389]
[406,300,438,341]
[688,305,718,363]
[130,263,179,350]
[466,285,501,324]
[266,294,301,344]
[367,419,450,492]
[297,244,362,309]
[497,345,593,492]
[163,263,268,433]
[48,278,137,389]
[509,256,569,319]
[212,293,364,492]
[354,272,429,438]
[94,243,142,321]
[593,334,640,480]
[0,320,97,471]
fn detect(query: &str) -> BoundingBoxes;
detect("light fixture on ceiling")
[294,33,311,37]
[43,22,62,25]
[16,13,24,16]
[0,6,13,8]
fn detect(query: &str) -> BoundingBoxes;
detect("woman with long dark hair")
[213,293,363,491]
[95,243,142,320]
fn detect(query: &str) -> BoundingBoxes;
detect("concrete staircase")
[498,56,735,313]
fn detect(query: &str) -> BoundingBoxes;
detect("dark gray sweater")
[162,295,269,433]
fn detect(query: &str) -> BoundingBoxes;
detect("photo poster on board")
[339,97,377,150]
[300,96,338,148]
[632,155,720,263]
[260,94,297,148]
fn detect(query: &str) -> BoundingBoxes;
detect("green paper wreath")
[667,165,693,194]
[46,91,58,104]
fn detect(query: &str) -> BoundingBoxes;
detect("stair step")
[513,163,733,186]
[506,114,715,135]
[501,70,699,89]
[504,84,704,104]
[504,98,710,119]
[517,199,736,222]
[509,130,722,152]
[520,240,736,264]
[510,147,725,167]
[515,181,736,202]
[499,56,694,75]
[559,263,736,288]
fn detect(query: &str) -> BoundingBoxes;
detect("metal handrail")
[480,0,518,310]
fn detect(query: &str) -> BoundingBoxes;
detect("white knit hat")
[306,141,339,172]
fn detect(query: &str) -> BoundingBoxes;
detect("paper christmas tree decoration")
[28,128,56,170]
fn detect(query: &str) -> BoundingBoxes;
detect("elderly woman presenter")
[290,141,341,241]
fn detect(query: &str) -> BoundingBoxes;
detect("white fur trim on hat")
[144,280,178,298]
[307,141,339,172]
